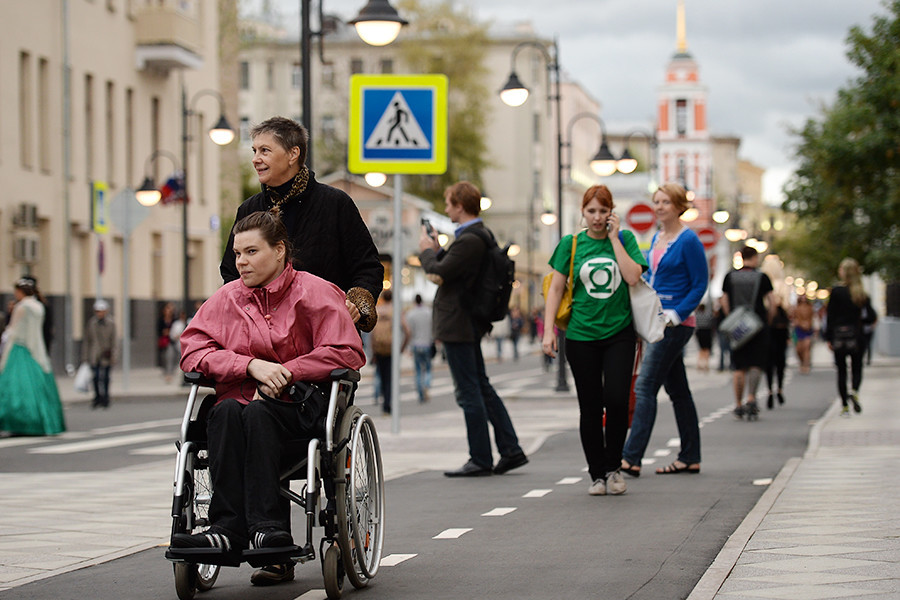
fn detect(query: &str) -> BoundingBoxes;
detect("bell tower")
[656,0,713,226]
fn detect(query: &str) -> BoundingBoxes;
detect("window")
[380,59,393,74]
[38,58,50,173]
[239,61,250,90]
[291,63,301,90]
[106,81,115,185]
[675,99,687,136]
[19,52,33,169]
[151,95,160,180]
[85,73,94,179]
[322,61,335,88]
[240,116,251,143]
[266,61,274,91]
[350,58,363,75]
[321,114,336,137]
[125,88,134,187]
[532,113,541,143]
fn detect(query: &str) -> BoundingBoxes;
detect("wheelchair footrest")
[243,545,312,568]
[165,546,242,567]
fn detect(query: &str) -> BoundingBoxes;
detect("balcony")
[134,0,203,72]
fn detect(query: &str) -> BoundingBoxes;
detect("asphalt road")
[0,351,837,600]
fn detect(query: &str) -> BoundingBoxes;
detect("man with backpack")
[418,181,527,477]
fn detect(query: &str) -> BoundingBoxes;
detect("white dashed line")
[753,478,773,486]
[666,438,681,447]
[295,590,326,599]
[522,489,552,498]
[482,507,517,517]
[653,449,672,457]
[556,477,583,485]
[433,528,472,539]
[381,553,417,566]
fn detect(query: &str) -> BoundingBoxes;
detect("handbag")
[629,278,665,343]
[720,272,764,350]
[832,324,860,352]
[542,234,578,330]
[74,362,93,393]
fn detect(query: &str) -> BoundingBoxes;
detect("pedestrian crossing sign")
[348,74,448,175]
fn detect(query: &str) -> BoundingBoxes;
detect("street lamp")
[300,0,407,167]
[562,112,623,180]
[618,128,659,183]
[499,37,570,391]
[135,150,181,207]
[181,87,234,318]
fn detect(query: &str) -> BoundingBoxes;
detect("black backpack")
[461,226,515,327]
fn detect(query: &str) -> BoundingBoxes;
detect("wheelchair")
[164,368,385,600]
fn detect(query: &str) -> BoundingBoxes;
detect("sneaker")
[777,391,785,405]
[840,406,851,417]
[250,563,295,586]
[588,478,607,496]
[171,530,235,552]
[251,527,293,549]
[850,391,862,413]
[733,405,744,420]
[606,470,627,495]
[767,392,774,410]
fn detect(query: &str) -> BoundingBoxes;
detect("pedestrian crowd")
[0,115,884,590]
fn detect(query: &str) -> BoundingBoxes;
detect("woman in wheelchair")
[169,210,365,558]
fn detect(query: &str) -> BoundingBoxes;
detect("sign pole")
[391,174,403,434]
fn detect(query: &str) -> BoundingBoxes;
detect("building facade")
[0,0,230,371]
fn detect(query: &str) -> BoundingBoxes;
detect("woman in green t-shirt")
[542,185,647,496]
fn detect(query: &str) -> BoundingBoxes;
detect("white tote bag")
[74,362,93,393]
[629,278,666,343]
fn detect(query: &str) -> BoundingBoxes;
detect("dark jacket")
[220,174,384,301]
[824,285,876,343]
[419,221,490,343]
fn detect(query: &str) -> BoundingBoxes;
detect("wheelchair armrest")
[329,368,360,383]
[184,372,218,389]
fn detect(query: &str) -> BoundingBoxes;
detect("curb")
[685,398,839,600]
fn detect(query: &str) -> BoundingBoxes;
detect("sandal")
[620,460,641,478]
[656,461,700,475]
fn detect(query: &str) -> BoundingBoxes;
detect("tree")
[393,0,492,207]
[780,0,900,313]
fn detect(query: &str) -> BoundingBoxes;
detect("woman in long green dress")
[0,278,66,435]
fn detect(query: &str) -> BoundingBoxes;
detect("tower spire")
[676,0,688,54]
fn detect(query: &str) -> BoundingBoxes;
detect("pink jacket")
[180,265,366,404]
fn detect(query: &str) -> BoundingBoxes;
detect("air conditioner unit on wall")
[13,233,40,264]
[12,203,38,229]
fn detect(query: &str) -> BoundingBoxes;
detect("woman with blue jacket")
[621,183,708,476]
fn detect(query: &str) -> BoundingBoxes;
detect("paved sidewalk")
[689,350,900,600]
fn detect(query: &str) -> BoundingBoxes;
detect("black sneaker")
[250,563,295,586]
[171,530,235,552]
[251,527,293,549]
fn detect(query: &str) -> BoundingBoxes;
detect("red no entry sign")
[696,227,717,250]
[625,203,656,233]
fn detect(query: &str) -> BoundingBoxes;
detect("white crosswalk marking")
[556,477,583,485]
[380,553,416,566]
[523,489,552,498]
[29,432,173,454]
[482,507,517,517]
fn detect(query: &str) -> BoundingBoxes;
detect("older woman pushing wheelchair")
[170,210,365,557]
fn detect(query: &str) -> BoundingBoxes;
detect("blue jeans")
[412,346,433,401]
[622,325,701,466]
[443,340,523,469]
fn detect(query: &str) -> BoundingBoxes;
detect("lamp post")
[300,0,407,168]
[179,87,234,319]
[617,128,659,187]
[562,111,624,180]
[500,37,570,391]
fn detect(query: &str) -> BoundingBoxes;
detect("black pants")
[206,398,316,546]
[565,326,636,480]
[766,329,788,392]
[833,347,864,405]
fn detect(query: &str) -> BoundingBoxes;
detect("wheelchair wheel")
[336,407,385,588]
[323,543,344,599]
[173,563,198,600]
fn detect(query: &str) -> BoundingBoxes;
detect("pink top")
[180,265,366,403]
[651,247,696,328]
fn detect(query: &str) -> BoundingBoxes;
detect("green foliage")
[394,0,492,209]
[782,0,900,284]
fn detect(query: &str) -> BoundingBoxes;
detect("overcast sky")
[243,0,888,203]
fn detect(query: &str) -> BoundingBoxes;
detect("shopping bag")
[74,362,92,393]
[629,279,665,343]
[719,306,763,350]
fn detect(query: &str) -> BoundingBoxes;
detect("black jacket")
[419,221,491,343]
[825,285,876,343]
[220,174,384,301]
